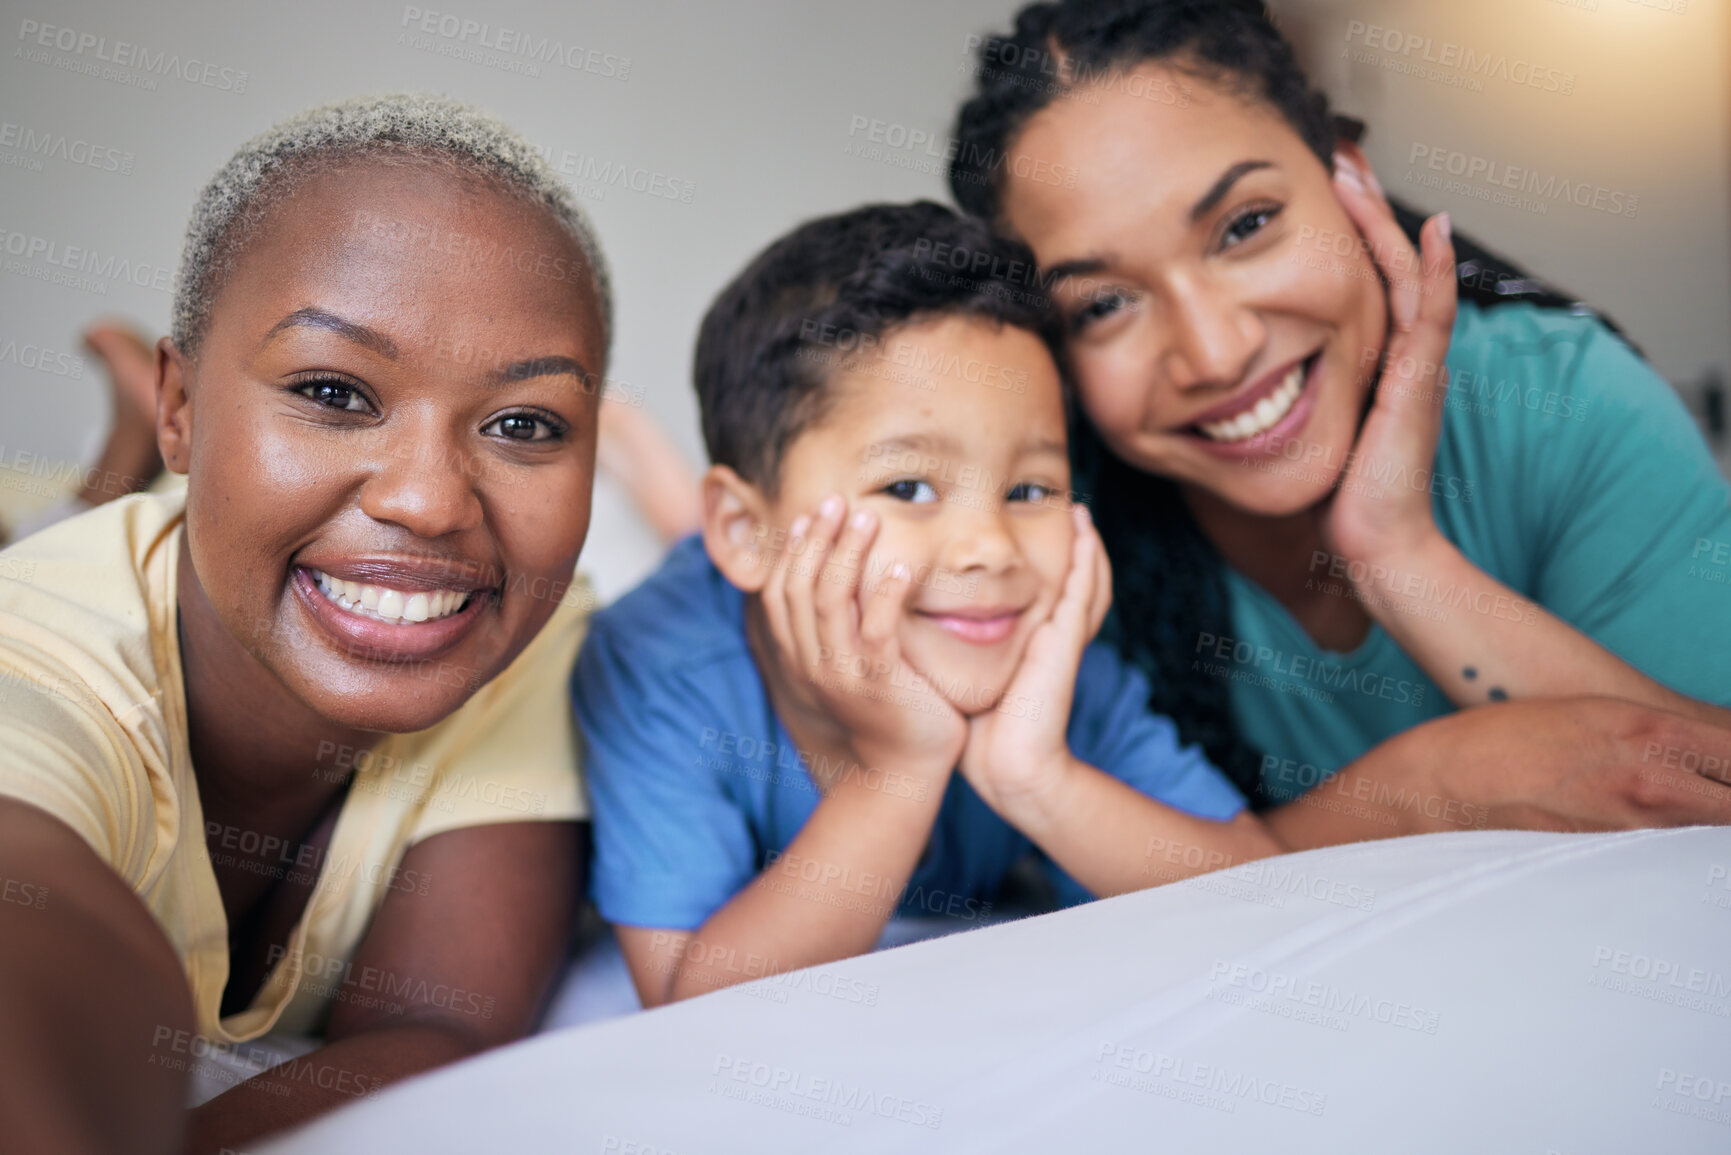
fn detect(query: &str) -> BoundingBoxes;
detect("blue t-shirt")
[575,537,1245,930]
[1221,302,1731,802]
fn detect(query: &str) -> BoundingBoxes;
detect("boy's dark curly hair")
[695,200,1060,496]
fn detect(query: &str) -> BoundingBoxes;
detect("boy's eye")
[882,478,939,504]
[1221,204,1281,250]
[483,411,566,443]
[295,378,371,413]
[1007,482,1059,505]
[1069,290,1130,335]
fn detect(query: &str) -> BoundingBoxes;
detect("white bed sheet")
[260,827,1731,1153]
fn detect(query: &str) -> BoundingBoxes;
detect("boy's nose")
[357,431,485,539]
[939,501,1021,578]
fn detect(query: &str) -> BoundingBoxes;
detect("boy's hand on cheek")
[760,495,967,785]
[959,505,1112,818]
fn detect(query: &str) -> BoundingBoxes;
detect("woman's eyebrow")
[1044,257,1107,287]
[491,356,593,386]
[262,307,399,359]
[259,311,591,385]
[1044,160,1279,285]
[1190,160,1275,221]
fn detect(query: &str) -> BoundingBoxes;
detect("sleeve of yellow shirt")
[0,640,162,887]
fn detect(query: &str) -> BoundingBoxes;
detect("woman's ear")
[700,464,776,593]
[155,338,192,475]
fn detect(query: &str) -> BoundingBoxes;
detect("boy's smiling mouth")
[290,559,496,661]
[915,605,1025,645]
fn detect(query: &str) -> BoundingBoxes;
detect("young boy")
[576,201,1294,1007]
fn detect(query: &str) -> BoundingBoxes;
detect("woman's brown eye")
[1223,206,1279,248]
[1069,291,1128,334]
[296,380,369,412]
[483,411,564,442]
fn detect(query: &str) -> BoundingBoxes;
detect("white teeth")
[308,570,472,625]
[1197,363,1307,442]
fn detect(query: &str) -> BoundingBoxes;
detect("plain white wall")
[2,0,1726,597]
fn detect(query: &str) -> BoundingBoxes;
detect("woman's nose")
[1158,274,1264,391]
[357,427,486,539]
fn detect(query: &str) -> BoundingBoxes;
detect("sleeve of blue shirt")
[1496,313,1731,705]
[572,615,761,931]
[1040,643,1248,905]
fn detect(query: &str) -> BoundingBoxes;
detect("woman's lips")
[1183,354,1322,461]
[1186,355,1308,429]
[310,568,472,624]
[291,565,490,662]
[918,609,1022,645]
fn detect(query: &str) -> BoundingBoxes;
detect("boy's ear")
[156,338,192,476]
[701,465,777,593]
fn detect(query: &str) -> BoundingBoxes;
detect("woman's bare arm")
[1325,156,1731,731]
[1349,534,1731,730]
[1266,696,1731,850]
[0,797,193,1155]
[184,820,578,1155]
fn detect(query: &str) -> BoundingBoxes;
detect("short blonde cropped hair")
[170,92,613,360]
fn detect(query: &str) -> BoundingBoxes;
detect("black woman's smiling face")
[168,159,605,733]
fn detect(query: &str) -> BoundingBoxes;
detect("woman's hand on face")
[1321,152,1459,576]
[958,504,1112,815]
[759,495,968,785]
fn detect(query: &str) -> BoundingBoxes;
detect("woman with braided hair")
[949,0,1731,831]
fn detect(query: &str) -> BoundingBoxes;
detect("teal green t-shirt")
[1219,301,1731,803]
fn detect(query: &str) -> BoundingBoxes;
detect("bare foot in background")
[77,321,163,506]
[0,322,165,546]
[597,393,702,543]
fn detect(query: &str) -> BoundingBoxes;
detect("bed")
[259,826,1731,1153]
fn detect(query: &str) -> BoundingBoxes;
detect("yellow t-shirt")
[0,491,591,1042]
